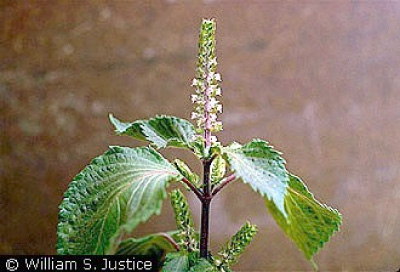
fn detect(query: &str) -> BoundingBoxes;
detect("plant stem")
[199,19,217,259]
[200,158,212,258]
[181,177,203,200]
[212,173,237,197]
[204,87,212,147]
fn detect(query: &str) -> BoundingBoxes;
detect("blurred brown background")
[1,1,400,271]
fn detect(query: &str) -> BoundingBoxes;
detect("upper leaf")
[223,139,289,217]
[210,155,226,188]
[116,231,179,256]
[265,174,342,265]
[109,114,196,149]
[57,146,182,255]
[174,159,201,189]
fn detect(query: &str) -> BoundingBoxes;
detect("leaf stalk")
[181,177,203,200]
[212,173,237,197]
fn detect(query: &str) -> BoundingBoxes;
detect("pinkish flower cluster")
[191,19,223,144]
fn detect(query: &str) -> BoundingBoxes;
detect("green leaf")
[170,190,198,252]
[109,114,196,149]
[109,114,147,142]
[57,146,182,255]
[189,259,218,272]
[116,231,179,269]
[210,155,226,188]
[223,139,289,217]
[174,159,201,189]
[190,136,207,158]
[162,253,190,272]
[265,174,342,265]
[116,231,179,257]
[162,252,216,272]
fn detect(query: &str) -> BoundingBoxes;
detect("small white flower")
[209,113,217,121]
[208,57,217,67]
[214,73,221,81]
[191,112,202,120]
[215,87,222,96]
[191,94,200,103]
[207,72,215,82]
[191,78,199,86]
[209,97,218,107]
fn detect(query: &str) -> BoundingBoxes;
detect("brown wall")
[1,1,400,271]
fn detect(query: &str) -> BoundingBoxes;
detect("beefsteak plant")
[57,19,342,271]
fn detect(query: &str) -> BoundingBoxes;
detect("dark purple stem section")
[200,158,212,258]
[183,162,237,258]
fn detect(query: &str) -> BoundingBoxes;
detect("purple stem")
[211,173,237,197]
[200,49,213,258]
[200,158,212,258]
[180,177,203,200]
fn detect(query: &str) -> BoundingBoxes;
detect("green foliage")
[109,114,196,149]
[116,231,179,264]
[210,155,226,188]
[215,222,258,271]
[174,159,201,189]
[224,140,342,267]
[57,18,342,271]
[265,174,342,266]
[170,190,198,252]
[189,136,207,158]
[189,259,219,272]
[162,253,190,272]
[57,146,181,254]
[162,253,217,272]
[223,139,289,217]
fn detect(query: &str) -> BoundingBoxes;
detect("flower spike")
[191,19,223,146]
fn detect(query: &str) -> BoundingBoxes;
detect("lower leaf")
[162,253,217,272]
[189,259,218,272]
[116,231,179,255]
[57,146,181,255]
[265,174,342,267]
[162,253,189,272]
